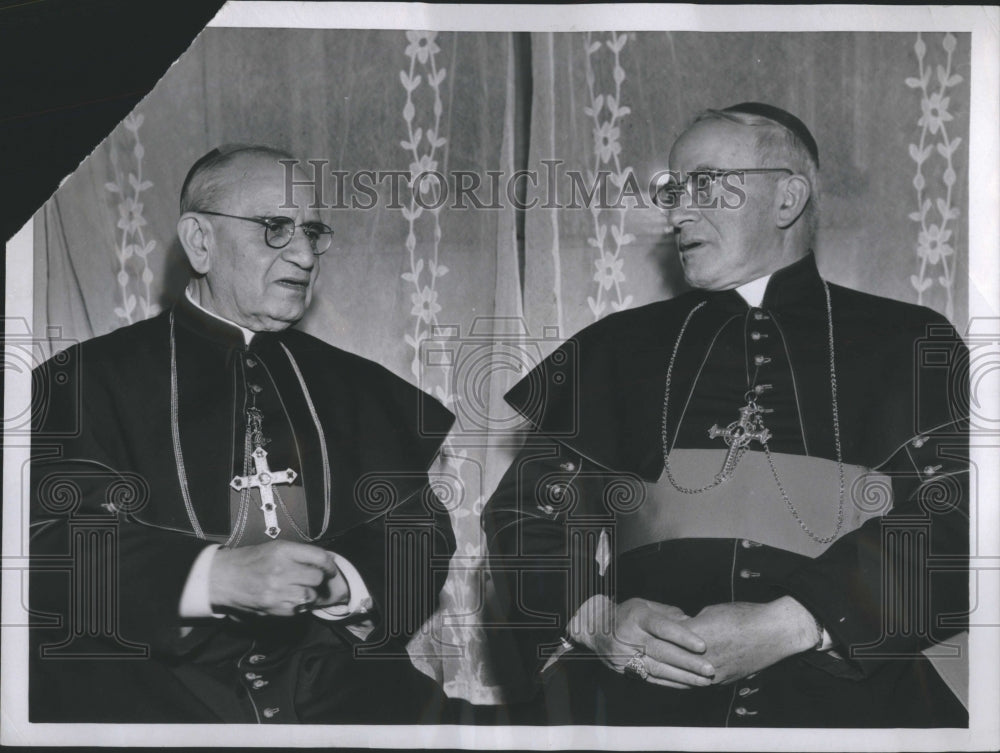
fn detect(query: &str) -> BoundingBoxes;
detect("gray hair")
[179,144,295,214]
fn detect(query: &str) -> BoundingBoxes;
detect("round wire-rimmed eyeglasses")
[195,210,334,255]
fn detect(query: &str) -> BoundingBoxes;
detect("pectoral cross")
[230,447,298,539]
[708,401,772,481]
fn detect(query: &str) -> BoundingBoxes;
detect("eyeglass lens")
[264,218,332,253]
[654,172,725,209]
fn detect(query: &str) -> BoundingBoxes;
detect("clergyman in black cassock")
[483,103,969,727]
[29,145,457,724]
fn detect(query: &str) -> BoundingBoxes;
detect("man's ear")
[177,213,213,274]
[775,174,811,229]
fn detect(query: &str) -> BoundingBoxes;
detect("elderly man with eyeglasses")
[30,145,458,724]
[483,103,969,727]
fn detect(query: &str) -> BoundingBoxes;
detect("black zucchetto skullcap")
[722,102,819,168]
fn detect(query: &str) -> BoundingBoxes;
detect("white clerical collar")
[185,286,256,346]
[734,274,771,308]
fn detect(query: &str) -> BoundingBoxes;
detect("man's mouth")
[678,239,705,252]
[275,278,310,292]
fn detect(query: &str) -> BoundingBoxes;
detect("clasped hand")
[578,596,818,688]
[574,598,714,688]
[209,540,351,617]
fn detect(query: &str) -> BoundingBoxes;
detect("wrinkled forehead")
[218,155,319,217]
[668,119,760,171]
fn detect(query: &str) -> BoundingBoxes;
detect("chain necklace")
[169,312,332,542]
[660,282,845,544]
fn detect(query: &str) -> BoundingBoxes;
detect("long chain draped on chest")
[168,312,332,543]
[659,281,845,545]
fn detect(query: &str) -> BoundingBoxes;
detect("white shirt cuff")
[178,544,226,619]
[311,552,374,621]
[818,627,834,652]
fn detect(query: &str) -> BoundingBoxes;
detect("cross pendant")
[230,447,298,539]
[708,402,772,481]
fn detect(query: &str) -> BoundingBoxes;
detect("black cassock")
[30,295,456,723]
[483,254,969,727]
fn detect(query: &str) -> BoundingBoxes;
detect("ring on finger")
[294,590,314,613]
[623,651,649,681]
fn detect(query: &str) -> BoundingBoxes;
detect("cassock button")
[559,461,577,472]
[739,568,760,579]
[753,311,769,321]
[246,357,257,368]
[753,355,771,366]
[750,331,769,341]
[738,686,758,697]
[250,384,263,394]
[245,672,261,681]
[740,539,760,548]
[911,436,928,448]
[262,707,280,719]
[734,706,757,717]
[923,464,942,477]
[248,654,266,664]
[252,679,269,690]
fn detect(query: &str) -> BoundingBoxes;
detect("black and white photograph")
[2,2,998,749]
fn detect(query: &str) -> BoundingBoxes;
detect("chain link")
[169,320,332,544]
[660,301,724,493]
[660,282,845,544]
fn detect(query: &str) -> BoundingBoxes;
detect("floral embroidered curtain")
[524,31,969,347]
[32,29,969,704]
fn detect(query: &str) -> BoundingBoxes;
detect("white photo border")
[3,3,998,749]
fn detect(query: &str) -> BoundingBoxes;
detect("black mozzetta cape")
[483,254,970,727]
[29,295,455,722]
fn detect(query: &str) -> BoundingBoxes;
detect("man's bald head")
[179,144,295,214]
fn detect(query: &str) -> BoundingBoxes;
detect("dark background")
[1,0,228,244]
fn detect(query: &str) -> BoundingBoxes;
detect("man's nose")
[281,229,317,268]
[665,197,698,229]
